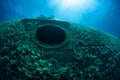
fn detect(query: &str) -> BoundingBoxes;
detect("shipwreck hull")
[0,17,120,80]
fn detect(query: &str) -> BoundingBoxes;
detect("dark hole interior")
[36,25,66,44]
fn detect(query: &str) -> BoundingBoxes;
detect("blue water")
[0,0,120,38]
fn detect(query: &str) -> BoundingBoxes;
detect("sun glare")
[50,0,98,10]
[61,0,81,8]
[49,0,99,23]
[61,0,89,9]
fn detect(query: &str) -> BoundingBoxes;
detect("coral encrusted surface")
[0,17,120,80]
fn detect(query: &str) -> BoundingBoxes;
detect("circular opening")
[36,25,66,44]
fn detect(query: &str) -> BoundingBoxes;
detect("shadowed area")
[36,25,66,44]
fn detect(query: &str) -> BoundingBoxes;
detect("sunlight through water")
[49,0,99,23]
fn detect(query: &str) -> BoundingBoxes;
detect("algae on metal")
[0,16,120,80]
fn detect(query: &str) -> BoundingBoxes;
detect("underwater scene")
[0,0,120,80]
